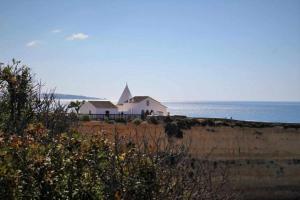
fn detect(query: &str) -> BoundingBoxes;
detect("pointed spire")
[118,84,132,105]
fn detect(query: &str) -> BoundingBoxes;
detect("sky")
[0,0,300,102]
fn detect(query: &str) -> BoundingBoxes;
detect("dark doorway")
[141,110,145,120]
[105,110,110,117]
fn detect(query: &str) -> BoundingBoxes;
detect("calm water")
[61,100,300,123]
[164,101,300,123]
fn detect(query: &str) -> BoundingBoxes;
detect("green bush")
[115,118,127,124]
[199,119,215,126]
[132,118,142,125]
[164,122,183,138]
[164,118,199,138]
[176,118,199,129]
[81,115,90,121]
[164,115,173,123]
[0,127,237,199]
[147,116,159,125]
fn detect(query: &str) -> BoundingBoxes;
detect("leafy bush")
[147,116,159,125]
[115,118,127,124]
[199,119,215,126]
[164,122,183,138]
[0,60,73,136]
[132,118,142,125]
[81,115,90,121]
[0,127,238,200]
[104,117,109,123]
[164,118,199,138]
[164,115,173,123]
[176,118,199,129]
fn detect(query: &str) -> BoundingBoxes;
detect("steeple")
[118,83,132,105]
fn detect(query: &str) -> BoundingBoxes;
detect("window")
[146,100,150,106]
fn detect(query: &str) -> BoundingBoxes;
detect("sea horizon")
[60,99,300,123]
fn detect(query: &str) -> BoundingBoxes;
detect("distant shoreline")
[193,117,300,127]
[52,93,101,100]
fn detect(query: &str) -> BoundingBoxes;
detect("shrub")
[200,119,215,126]
[132,118,142,125]
[164,118,199,138]
[104,117,109,123]
[115,118,127,124]
[147,116,159,125]
[163,115,173,123]
[0,60,73,136]
[176,119,190,129]
[81,115,90,121]
[164,122,183,138]
[0,128,238,199]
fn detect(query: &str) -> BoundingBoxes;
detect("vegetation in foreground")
[0,60,238,199]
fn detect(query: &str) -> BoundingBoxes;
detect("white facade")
[118,97,167,116]
[79,101,118,115]
[79,85,168,116]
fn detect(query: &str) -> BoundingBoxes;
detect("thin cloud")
[66,33,89,40]
[26,40,41,47]
[51,29,62,33]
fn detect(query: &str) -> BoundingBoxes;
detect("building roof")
[118,84,132,105]
[125,96,167,107]
[89,101,118,109]
[125,96,149,103]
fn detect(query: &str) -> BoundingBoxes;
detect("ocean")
[164,101,300,123]
[61,100,300,123]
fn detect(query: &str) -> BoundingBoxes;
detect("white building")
[79,84,168,116]
[117,85,168,116]
[79,100,118,115]
[118,96,167,116]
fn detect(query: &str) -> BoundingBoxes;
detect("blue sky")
[0,0,299,101]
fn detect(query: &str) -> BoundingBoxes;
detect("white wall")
[119,97,167,116]
[79,102,96,114]
[79,102,118,114]
[95,108,118,114]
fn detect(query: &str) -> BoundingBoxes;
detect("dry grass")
[76,121,300,200]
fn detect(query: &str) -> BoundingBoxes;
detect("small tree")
[0,59,72,136]
[68,100,85,114]
[0,59,37,135]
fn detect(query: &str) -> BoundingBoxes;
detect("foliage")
[164,118,199,138]
[175,118,199,130]
[68,100,85,114]
[0,60,73,136]
[164,122,183,138]
[132,118,143,126]
[147,116,159,125]
[0,59,36,135]
[163,115,173,123]
[0,60,238,199]
[80,115,90,122]
[115,117,127,124]
[0,127,238,200]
